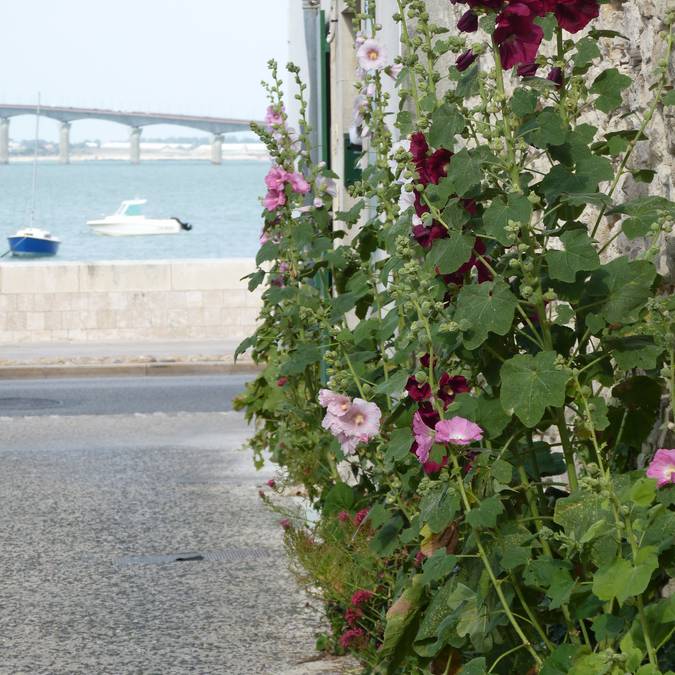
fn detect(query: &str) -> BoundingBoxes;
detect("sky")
[1,0,289,142]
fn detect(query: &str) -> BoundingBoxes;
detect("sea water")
[0,160,268,261]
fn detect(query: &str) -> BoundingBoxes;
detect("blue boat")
[8,228,61,257]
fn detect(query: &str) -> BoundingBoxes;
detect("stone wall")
[0,259,262,344]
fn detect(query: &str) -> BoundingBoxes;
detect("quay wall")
[0,259,262,344]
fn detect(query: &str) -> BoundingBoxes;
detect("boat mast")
[28,93,41,228]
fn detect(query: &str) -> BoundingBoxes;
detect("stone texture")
[0,259,262,344]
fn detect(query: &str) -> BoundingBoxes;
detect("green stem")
[449,454,544,666]
[557,416,579,491]
[492,40,521,192]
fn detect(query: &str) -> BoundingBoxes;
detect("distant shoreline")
[5,142,270,163]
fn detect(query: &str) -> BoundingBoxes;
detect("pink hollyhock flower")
[287,171,310,195]
[437,374,470,407]
[334,431,361,455]
[264,165,287,191]
[313,197,324,209]
[338,511,351,522]
[406,376,432,402]
[354,508,369,526]
[318,389,352,417]
[339,627,366,649]
[386,63,403,79]
[547,0,599,33]
[259,230,269,245]
[265,105,284,128]
[335,399,381,441]
[646,449,675,488]
[413,411,437,463]
[263,190,286,211]
[435,416,484,445]
[357,38,388,71]
[316,175,337,197]
[494,2,545,69]
[351,589,374,606]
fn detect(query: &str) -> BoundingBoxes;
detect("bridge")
[0,104,260,165]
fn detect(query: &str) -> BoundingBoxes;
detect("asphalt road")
[0,378,345,675]
[0,374,251,417]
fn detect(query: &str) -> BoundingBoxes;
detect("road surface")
[0,376,342,674]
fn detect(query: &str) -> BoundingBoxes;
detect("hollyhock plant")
[264,165,287,191]
[318,388,352,417]
[336,399,382,440]
[405,376,432,402]
[457,10,479,32]
[264,104,284,128]
[646,449,675,488]
[412,411,437,463]
[356,38,388,71]
[435,417,484,445]
[548,66,564,88]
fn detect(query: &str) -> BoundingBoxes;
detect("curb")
[0,361,263,379]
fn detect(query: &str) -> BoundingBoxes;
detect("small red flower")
[456,49,478,72]
[266,479,276,488]
[337,510,350,522]
[344,607,363,626]
[351,589,374,607]
[353,509,370,527]
[339,627,366,649]
[276,376,288,387]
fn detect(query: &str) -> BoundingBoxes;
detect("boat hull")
[8,235,60,257]
[87,218,183,236]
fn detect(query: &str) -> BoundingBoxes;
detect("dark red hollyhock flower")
[493,1,545,70]
[443,237,493,286]
[517,62,539,77]
[420,353,437,370]
[456,50,478,72]
[548,0,599,33]
[412,221,447,250]
[406,376,432,402]
[457,9,479,32]
[410,132,452,187]
[547,66,564,88]
[437,373,470,407]
[417,401,440,428]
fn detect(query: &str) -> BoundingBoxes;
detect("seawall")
[0,259,262,344]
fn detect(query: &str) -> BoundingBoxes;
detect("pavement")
[0,377,356,674]
[0,339,260,379]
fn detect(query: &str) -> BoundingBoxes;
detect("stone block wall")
[0,259,262,344]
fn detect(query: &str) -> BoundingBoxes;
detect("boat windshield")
[117,201,145,217]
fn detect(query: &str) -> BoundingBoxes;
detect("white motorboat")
[87,200,192,236]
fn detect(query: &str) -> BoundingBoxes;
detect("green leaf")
[397,110,413,136]
[455,62,480,98]
[413,577,459,656]
[554,491,611,543]
[500,351,571,427]
[481,193,532,246]
[541,645,585,675]
[256,241,279,265]
[629,477,657,507]
[280,346,322,375]
[663,90,675,106]
[384,428,414,464]
[521,109,567,147]
[620,595,675,656]
[511,88,539,116]
[420,485,460,533]
[500,545,531,571]
[335,200,365,225]
[371,514,404,556]
[607,335,664,370]
[585,257,656,324]
[590,68,632,113]
[323,482,355,515]
[545,230,600,282]
[573,36,601,69]
[428,103,465,148]
[420,550,458,585]
[381,575,425,659]
[447,393,511,438]
[607,196,675,239]
[491,459,513,484]
[425,232,474,275]
[465,495,504,529]
[461,658,487,675]
[444,148,481,196]
[592,548,658,604]
[374,369,410,395]
[455,280,518,350]
[591,615,625,642]
[587,396,610,431]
